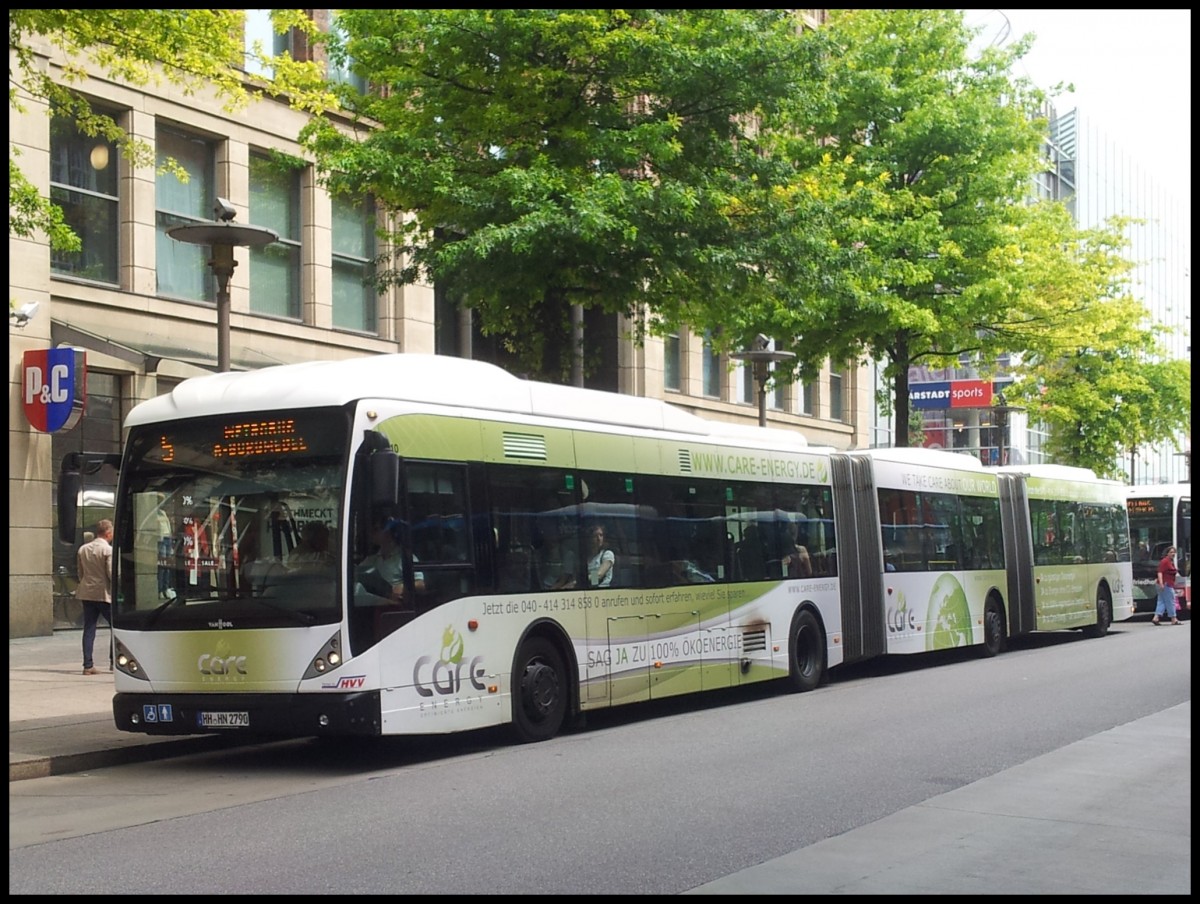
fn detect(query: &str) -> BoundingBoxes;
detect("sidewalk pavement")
[687,701,1191,895]
[9,629,248,782]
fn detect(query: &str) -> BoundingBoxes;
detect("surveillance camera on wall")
[213,197,238,222]
[9,300,39,327]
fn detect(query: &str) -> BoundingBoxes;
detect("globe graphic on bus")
[925,573,971,651]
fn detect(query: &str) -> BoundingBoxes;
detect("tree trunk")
[893,335,911,448]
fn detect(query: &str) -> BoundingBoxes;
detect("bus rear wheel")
[980,599,1005,658]
[1084,589,1113,638]
[511,637,567,743]
[788,609,825,693]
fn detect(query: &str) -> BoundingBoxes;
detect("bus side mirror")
[370,449,399,508]
[58,467,81,545]
[57,451,122,545]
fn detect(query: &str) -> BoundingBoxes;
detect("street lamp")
[991,394,1025,465]
[167,198,278,372]
[731,334,797,427]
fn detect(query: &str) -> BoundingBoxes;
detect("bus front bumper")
[113,690,382,737]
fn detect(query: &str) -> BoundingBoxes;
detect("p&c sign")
[23,348,86,433]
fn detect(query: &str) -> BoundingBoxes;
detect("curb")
[9,734,254,783]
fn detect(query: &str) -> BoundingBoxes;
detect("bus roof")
[996,463,1109,483]
[125,353,807,446]
[854,446,990,471]
[1126,482,1191,499]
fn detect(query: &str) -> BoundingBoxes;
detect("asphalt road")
[9,618,1191,894]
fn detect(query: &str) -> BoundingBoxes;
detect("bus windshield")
[1126,489,1191,614]
[114,409,351,630]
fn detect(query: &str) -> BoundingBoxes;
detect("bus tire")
[980,598,1005,658]
[788,608,825,693]
[511,636,567,743]
[1084,589,1113,638]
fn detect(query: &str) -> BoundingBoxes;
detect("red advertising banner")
[948,379,992,408]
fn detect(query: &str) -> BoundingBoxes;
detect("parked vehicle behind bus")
[1127,484,1191,620]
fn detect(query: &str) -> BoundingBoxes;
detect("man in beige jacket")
[75,519,114,674]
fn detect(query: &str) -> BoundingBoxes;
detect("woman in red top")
[1153,545,1180,625]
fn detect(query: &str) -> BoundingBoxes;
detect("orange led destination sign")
[213,419,309,458]
[1126,497,1168,516]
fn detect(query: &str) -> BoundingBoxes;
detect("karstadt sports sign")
[909,379,996,411]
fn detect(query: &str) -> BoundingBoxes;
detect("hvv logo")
[321,674,366,690]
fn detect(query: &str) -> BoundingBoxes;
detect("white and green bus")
[57,355,1132,743]
[1126,483,1191,619]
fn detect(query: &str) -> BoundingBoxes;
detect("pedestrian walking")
[1152,545,1180,626]
[75,518,115,673]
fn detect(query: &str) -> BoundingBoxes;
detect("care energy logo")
[887,591,918,633]
[197,637,247,682]
[412,625,485,697]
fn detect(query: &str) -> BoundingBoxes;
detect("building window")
[828,363,845,422]
[771,373,786,411]
[701,332,721,398]
[434,283,460,355]
[155,126,216,301]
[799,380,815,416]
[741,363,755,405]
[331,194,377,332]
[249,152,301,318]
[243,9,291,79]
[49,111,119,284]
[328,13,367,94]
[664,333,681,392]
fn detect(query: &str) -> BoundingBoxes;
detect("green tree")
[978,201,1191,475]
[9,9,323,252]
[1023,349,1191,479]
[779,9,1189,464]
[299,9,873,382]
[780,9,1053,443]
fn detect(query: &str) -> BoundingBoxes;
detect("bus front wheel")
[788,608,825,693]
[511,637,568,743]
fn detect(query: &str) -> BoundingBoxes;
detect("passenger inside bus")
[781,520,813,578]
[537,519,579,590]
[355,513,424,604]
[289,520,333,570]
[669,556,715,584]
[587,525,615,587]
[735,524,767,581]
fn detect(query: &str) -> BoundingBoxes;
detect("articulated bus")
[1126,483,1191,619]
[57,355,1133,743]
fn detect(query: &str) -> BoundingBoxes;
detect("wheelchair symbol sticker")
[143,704,174,723]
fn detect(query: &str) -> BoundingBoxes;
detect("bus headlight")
[114,639,150,681]
[302,630,344,680]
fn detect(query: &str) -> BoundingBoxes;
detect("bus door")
[403,461,476,610]
[1177,498,1191,612]
[654,478,734,695]
[592,611,651,706]
[998,473,1036,634]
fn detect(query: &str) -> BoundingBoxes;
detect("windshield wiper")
[142,589,187,631]
[246,594,317,625]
